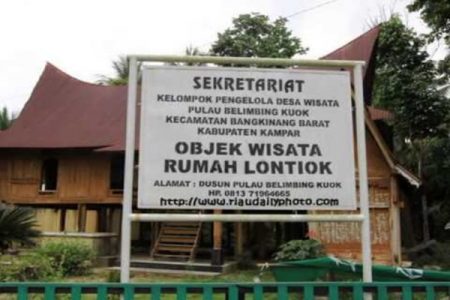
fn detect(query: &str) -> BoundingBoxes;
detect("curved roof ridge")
[43,62,124,89]
[320,25,381,105]
[321,25,380,60]
[0,63,128,149]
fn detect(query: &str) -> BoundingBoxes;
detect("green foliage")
[0,107,13,130]
[0,254,56,281]
[374,15,450,243]
[373,16,448,141]
[273,239,325,262]
[0,241,94,281]
[168,45,208,67]
[424,137,450,237]
[97,56,142,86]
[210,13,307,59]
[423,137,450,192]
[408,0,450,81]
[0,203,40,253]
[37,240,95,276]
[105,270,121,282]
[408,0,450,44]
[412,242,450,270]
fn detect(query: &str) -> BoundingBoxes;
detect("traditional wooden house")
[309,26,420,265]
[0,27,420,268]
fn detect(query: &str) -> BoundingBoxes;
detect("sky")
[0,0,446,114]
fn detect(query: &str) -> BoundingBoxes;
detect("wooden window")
[40,158,58,192]
[109,155,124,191]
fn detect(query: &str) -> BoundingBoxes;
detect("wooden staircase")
[150,222,202,261]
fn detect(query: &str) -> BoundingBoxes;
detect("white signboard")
[138,66,356,210]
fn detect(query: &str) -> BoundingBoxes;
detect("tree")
[0,203,40,253]
[408,0,450,43]
[408,0,450,79]
[168,45,208,66]
[97,56,142,86]
[0,107,13,130]
[374,16,447,140]
[209,13,308,259]
[373,16,449,242]
[210,13,307,59]
[99,46,208,85]
[184,45,204,57]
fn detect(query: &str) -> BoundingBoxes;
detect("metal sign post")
[120,55,372,283]
[120,56,138,283]
[354,64,373,282]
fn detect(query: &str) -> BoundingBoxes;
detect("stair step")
[159,242,195,248]
[164,222,201,227]
[160,236,197,243]
[161,228,199,235]
[151,221,202,262]
[153,254,191,259]
[157,245,194,252]
[160,234,197,239]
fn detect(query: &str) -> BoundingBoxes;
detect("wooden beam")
[59,208,66,232]
[212,210,223,266]
[77,204,87,232]
[364,108,396,170]
[234,211,243,258]
[97,207,108,232]
[149,222,160,256]
[390,176,401,264]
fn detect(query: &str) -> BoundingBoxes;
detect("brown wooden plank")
[164,222,200,227]
[157,246,193,252]
[161,228,199,235]
[153,254,190,259]
[159,237,196,243]
[77,204,87,232]
[151,222,202,262]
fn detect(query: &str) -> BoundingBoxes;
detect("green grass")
[64,267,275,283]
[25,269,276,300]
[0,268,272,300]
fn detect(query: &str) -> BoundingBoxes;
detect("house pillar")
[77,204,87,232]
[97,207,108,232]
[59,208,67,232]
[390,176,402,264]
[234,210,244,258]
[212,210,223,266]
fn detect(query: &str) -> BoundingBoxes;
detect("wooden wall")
[310,180,396,263]
[310,129,401,264]
[0,149,125,235]
[33,206,121,234]
[0,126,404,263]
[0,157,9,200]
[362,128,391,177]
[0,150,122,204]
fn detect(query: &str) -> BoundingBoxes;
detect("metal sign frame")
[120,55,372,283]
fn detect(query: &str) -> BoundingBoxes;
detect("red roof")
[322,26,380,104]
[321,26,380,66]
[0,63,128,150]
[0,27,384,151]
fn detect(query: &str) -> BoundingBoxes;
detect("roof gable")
[322,26,380,105]
[321,26,419,186]
[0,63,127,149]
[0,60,420,186]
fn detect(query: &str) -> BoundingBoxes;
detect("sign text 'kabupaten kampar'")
[138,67,356,210]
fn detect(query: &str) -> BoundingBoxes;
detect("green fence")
[1,282,450,299]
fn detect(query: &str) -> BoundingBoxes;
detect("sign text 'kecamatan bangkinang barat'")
[138,67,356,210]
